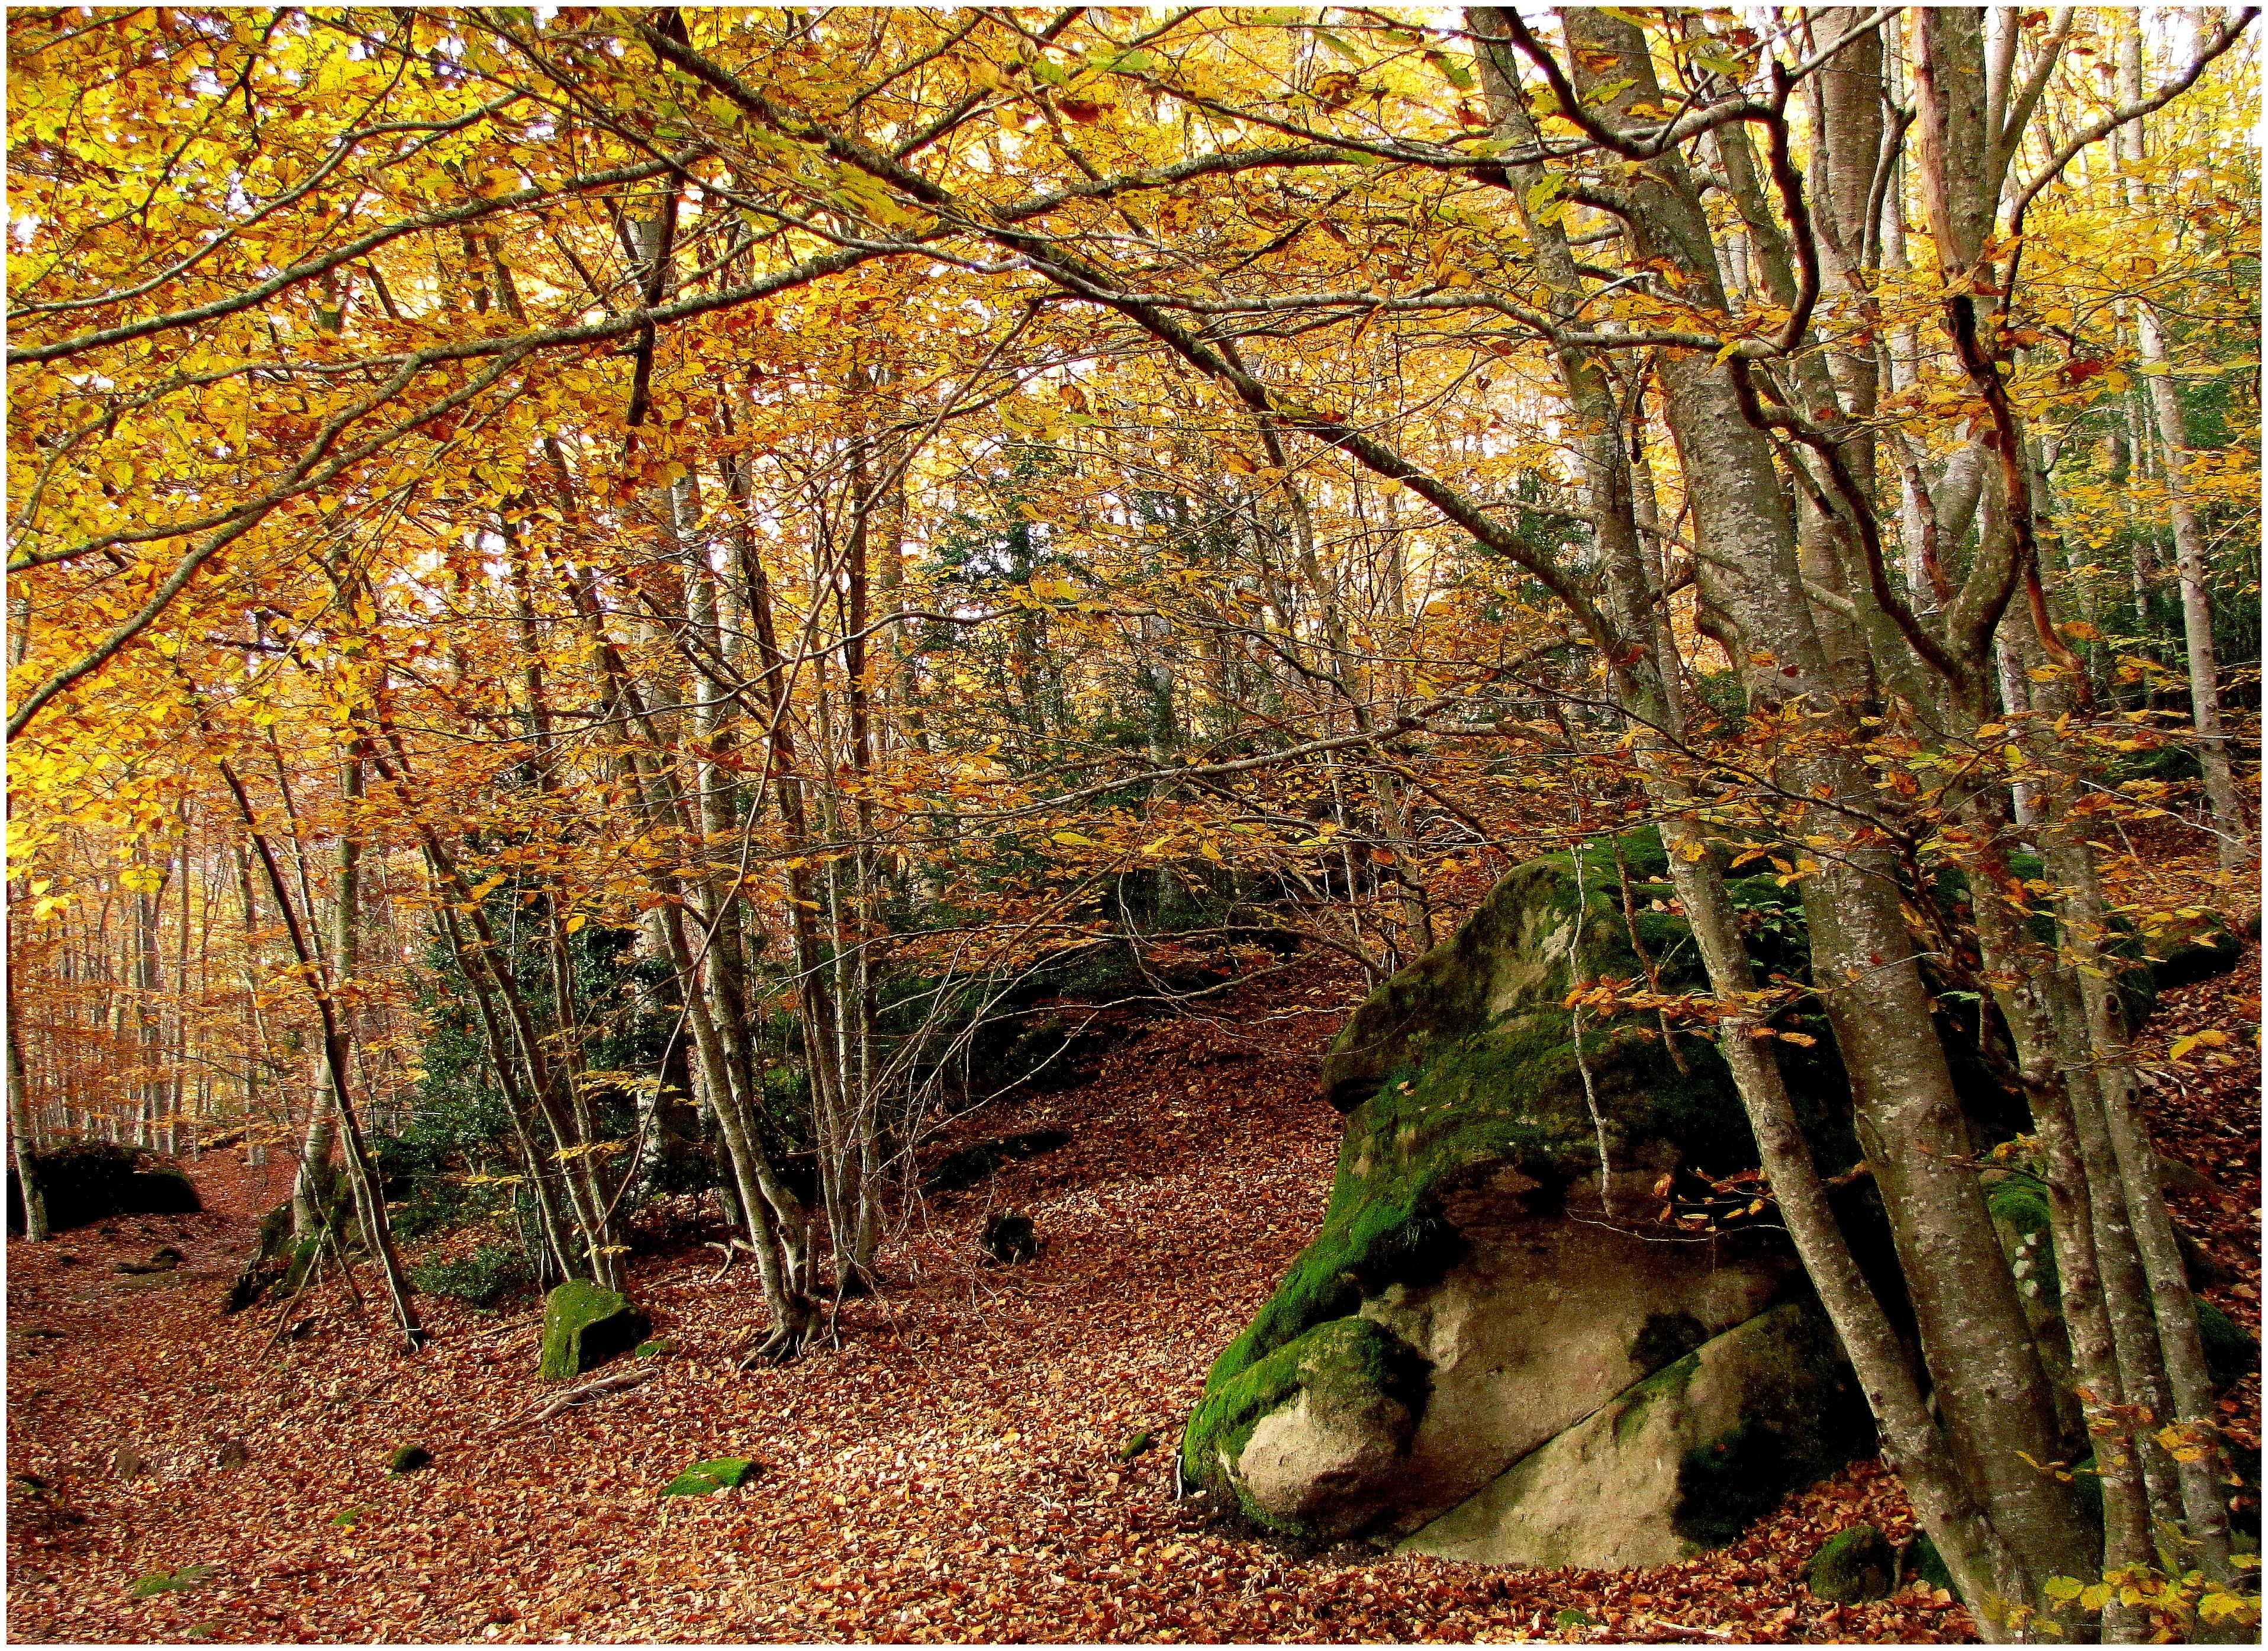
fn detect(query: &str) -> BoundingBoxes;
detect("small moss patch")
[127,1564,218,1599]
[1806,1524,1894,1604]
[1613,1347,1702,1443]
[1117,1430,1155,1463]
[1911,1530,1960,1599]
[386,1445,431,1475]
[662,1457,758,1497]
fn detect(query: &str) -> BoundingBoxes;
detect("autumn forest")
[6,7,2263,1645]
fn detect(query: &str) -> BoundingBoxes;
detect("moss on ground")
[1805,1524,1895,1603]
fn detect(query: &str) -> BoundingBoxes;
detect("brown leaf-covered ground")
[8,861,2259,1644]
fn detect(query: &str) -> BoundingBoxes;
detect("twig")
[705,1237,757,1282]
[489,1367,657,1436]
[1639,1617,1732,1640]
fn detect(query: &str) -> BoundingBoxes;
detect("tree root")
[491,1367,656,1436]
[737,1328,804,1369]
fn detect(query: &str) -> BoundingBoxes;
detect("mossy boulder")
[1399,1302,1873,1569]
[537,1280,649,1382]
[1191,1317,1431,1539]
[1185,834,1844,1543]
[662,1457,758,1496]
[1805,1523,1896,1604]
[2140,910,2246,992]
[1189,832,2226,1553]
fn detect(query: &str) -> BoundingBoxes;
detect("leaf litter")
[8,893,2258,1644]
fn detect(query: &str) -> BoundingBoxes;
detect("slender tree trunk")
[2133,305,2250,866]
[220,759,423,1350]
[9,973,49,1241]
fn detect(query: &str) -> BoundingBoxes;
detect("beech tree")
[8,7,2257,1634]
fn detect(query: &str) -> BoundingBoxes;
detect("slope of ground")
[7,912,2257,1644]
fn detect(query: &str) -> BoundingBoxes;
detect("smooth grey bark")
[2133,302,2251,867]
[1473,12,2082,1622]
[9,976,48,1241]
[1554,8,2092,1621]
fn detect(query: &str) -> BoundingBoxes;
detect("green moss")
[1183,1317,1429,1527]
[127,1565,218,1599]
[1986,1177,2053,1237]
[1911,1530,1961,1599]
[538,1279,649,1382]
[385,1444,431,1475]
[1613,1348,1703,1443]
[661,1457,756,1496]
[1985,1176,2064,1307]
[2198,1301,2259,1393]
[1806,1524,1895,1604]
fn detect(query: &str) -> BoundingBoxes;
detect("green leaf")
[1315,29,1365,63]
[1423,50,1474,92]
[1087,47,1155,75]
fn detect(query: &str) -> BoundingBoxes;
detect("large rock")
[8,1142,201,1234]
[1184,832,2230,1556]
[1398,1302,1871,1569]
[538,1280,649,1382]
[1184,832,1874,1550]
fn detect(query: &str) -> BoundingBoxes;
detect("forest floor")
[7,857,2260,1645]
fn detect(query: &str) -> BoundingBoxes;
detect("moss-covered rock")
[1185,833,1839,1543]
[1191,830,2199,1555]
[2199,1301,2260,1394]
[7,1142,203,1234]
[1191,1317,1429,1538]
[1399,1302,1873,1569]
[1805,1524,1895,1604]
[386,1444,431,1475]
[537,1280,649,1382]
[662,1457,757,1496]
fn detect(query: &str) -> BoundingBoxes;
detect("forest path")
[11,930,2253,1644]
